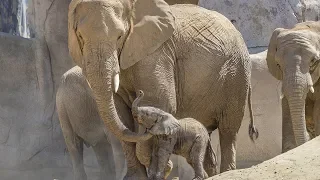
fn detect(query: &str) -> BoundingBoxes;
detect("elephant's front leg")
[136,138,153,168]
[121,141,148,179]
[313,100,320,136]
[149,136,175,180]
[114,94,148,180]
[282,97,297,153]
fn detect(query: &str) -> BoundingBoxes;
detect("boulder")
[199,0,320,51]
[207,136,320,180]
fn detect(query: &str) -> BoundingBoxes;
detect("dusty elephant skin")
[132,90,218,180]
[266,21,320,153]
[67,0,257,179]
[56,66,126,180]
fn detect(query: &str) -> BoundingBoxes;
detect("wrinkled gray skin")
[68,0,258,179]
[132,90,218,180]
[56,66,126,180]
[266,21,320,152]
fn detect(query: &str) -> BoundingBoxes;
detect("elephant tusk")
[310,86,315,93]
[307,73,314,93]
[280,92,284,99]
[113,73,120,93]
[86,79,92,88]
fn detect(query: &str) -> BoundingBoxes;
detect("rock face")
[199,0,320,51]
[0,0,31,38]
[0,0,319,179]
[206,136,320,180]
[0,0,19,35]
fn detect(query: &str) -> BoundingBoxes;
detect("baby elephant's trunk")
[203,140,218,177]
[132,90,144,116]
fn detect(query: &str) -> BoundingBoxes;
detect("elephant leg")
[313,100,320,136]
[109,133,127,180]
[92,136,116,180]
[282,97,297,153]
[57,105,87,180]
[190,136,208,180]
[136,139,153,168]
[149,137,175,180]
[217,93,245,173]
[218,129,237,173]
[121,141,148,180]
[114,94,148,180]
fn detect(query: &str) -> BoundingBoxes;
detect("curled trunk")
[132,90,144,116]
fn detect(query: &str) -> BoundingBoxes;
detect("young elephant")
[56,66,126,180]
[132,90,218,180]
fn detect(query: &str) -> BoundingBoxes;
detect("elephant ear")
[119,0,175,69]
[266,28,284,80]
[68,0,85,67]
[149,115,181,136]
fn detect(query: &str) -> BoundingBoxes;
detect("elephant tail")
[248,85,259,142]
[203,139,218,177]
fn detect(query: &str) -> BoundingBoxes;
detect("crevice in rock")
[26,145,49,161]
[43,0,57,140]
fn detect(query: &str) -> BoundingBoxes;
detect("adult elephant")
[266,21,320,153]
[68,0,257,179]
[56,66,126,180]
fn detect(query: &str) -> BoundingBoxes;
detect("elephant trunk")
[83,45,152,142]
[132,90,144,117]
[283,70,310,146]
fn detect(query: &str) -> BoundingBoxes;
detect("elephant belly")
[171,5,250,131]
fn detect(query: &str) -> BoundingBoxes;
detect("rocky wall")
[0,0,319,179]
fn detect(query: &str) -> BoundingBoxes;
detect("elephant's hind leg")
[218,97,245,172]
[92,136,117,180]
[57,104,87,180]
[218,129,237,173]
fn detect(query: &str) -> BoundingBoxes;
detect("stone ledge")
[207,136,320,180]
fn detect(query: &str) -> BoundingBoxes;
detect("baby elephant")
[132,90,218,180]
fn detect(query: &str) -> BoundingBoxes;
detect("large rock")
[0,0,320,179]
[207,136,320,180]
[199,0,320,50]
[0,0,20,36]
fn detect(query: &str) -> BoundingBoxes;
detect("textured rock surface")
[0,0,320,179]
[199,0,320,50]
[207,136,320,180]
[0,0,19,35]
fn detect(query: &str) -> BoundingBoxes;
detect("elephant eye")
[117,35,122,40]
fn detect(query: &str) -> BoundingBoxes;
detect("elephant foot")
[124,164,148,180]
[282,141,297,153]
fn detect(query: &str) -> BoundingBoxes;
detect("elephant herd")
[55,0,320,179]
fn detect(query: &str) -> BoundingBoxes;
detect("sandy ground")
[206,136,320,180]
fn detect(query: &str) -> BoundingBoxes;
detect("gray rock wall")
[199,0,320,52]
[0,0,319,179]
[0,0,19,35]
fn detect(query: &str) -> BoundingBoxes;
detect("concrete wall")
[0,0,319,179]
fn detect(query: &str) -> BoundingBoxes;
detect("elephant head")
[132,90,180,135]
[266,21,320,146]
[68,0,175,142]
